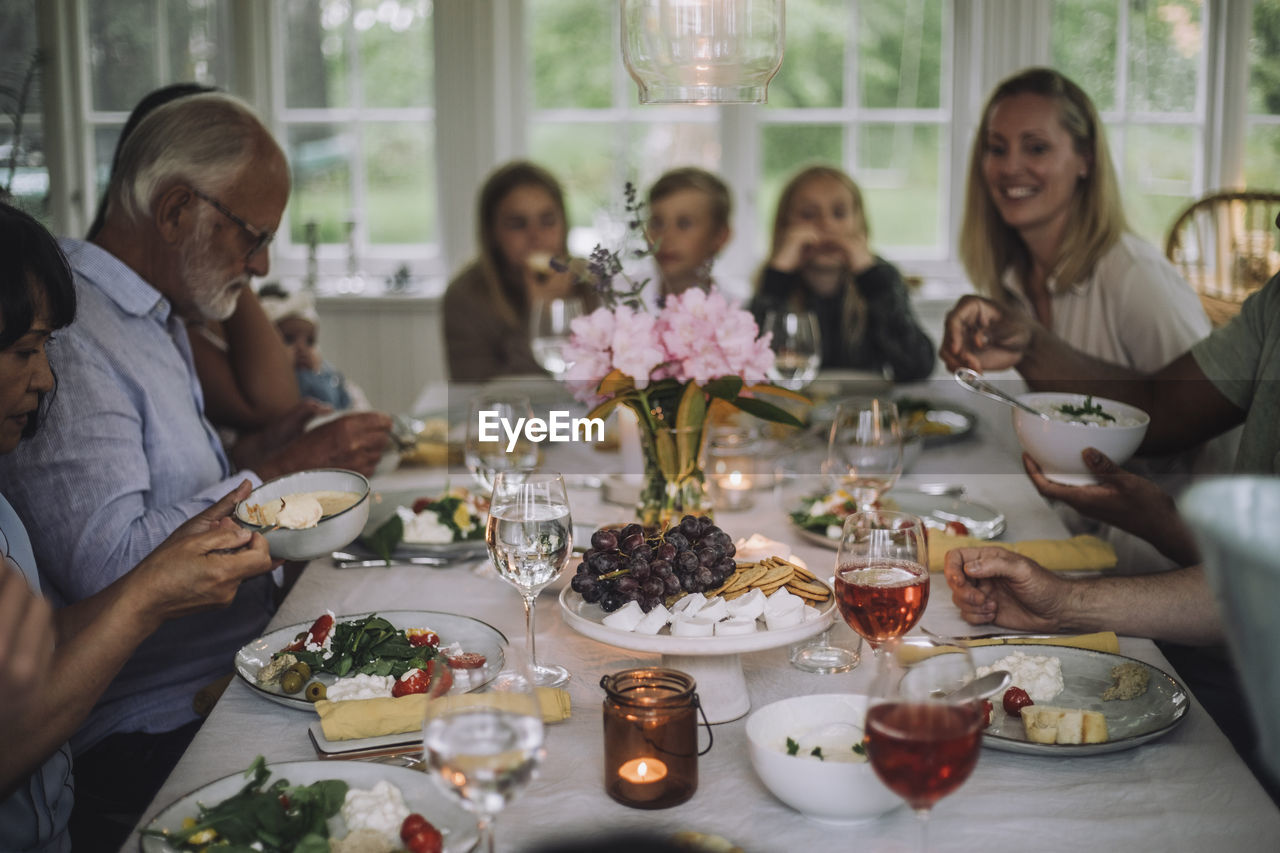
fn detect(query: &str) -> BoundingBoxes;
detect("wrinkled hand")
[0,561,55,729]
[229,399,332,471]
[262,410,394,479]
[940,295,1034,372]
[127,482,274,629]
[944,546,1069,632]
[1024,450,1200,565]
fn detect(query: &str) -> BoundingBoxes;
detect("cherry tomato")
[447,652,487,670]
[896,519,915,531]
[1003,686,1034,716]
[411,497,436,514]
[392,661,454,697]
[284,613,334,652]
[944,520,970,536]
[401,815,443,853]
[427,659,454,697]
[407,629,440,648]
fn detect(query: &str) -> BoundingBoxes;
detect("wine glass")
[465,394,541,493]
[835,510,930,654]
[421,649,546,853]
[530,295,586,378]
[865,635,984,849]
[825,396,903,510]
[762,310,822,390]
[485,470,573,687]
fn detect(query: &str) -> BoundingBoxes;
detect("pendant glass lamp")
[621,0,785,104]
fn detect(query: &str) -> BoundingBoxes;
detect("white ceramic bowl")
[1012,392,1150,485]
[235,468,371,560]
[745,693,900,823]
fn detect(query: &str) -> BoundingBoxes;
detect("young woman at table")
[748,164,935,381]
[959,66,1227,572]
[645,166,733,299]
[443,160,597,382]
[0,201,274,852]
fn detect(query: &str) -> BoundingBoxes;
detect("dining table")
[131,377,1280,852]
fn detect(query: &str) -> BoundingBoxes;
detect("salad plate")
[235,610,507,711]
[789,489,1006,549]
[357,488,489,561]
[971,644,1189,756]
[141,760,477,852]
[894,396,977,444]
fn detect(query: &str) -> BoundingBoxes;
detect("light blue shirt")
[0,239,275,751]
[0,494,72,853]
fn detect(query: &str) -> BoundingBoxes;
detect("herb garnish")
[1055,396,1115,423]
[810,746,824,760]
[142,756,346,852]
[786,737,800,756]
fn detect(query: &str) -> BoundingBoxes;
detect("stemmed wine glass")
[466,395,541,493]
[788,397,904,672]
[825,396,904,510]
[864,636,984,850]
[835,510,930,654]
[421,649,546,853]
[762,310,822,390]
[485,470,573,687]
[530,295,586,378]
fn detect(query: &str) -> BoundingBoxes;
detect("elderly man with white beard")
[0,92,392,848]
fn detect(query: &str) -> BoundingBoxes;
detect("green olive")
[280,670,304,694]
[288,661,312,681]
[305,681,327,702]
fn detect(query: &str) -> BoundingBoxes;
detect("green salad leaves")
[287,614,441,679]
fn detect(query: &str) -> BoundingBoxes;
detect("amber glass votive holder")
[600,667,711,809]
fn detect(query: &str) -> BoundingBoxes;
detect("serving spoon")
[953,368,1051,421]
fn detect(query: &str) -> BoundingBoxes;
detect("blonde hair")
[959,67,1127,299]
[472,160,569,330]
[647,167,733,232]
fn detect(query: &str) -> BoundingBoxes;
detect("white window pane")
[767,0,846,109]
[355,0,432,109]
[365,121,433,244]
[1120,124,1195,242]
[1248,0,1280,117]
[530,0,613,109]
[858,0,946,110]
[283,0,351,109]
[286,124,353,244]
[529,122,617,244]
[1,0,48,219]
[759,124,843,237]
[1244,125,1280,189]
[627,122,721,187]
[1126,0,1202,114]
[857,122,941,249]
[1050,0,1118,112]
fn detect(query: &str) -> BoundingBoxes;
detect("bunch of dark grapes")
[571,515,737,612]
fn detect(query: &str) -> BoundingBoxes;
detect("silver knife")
[331,551,449,568]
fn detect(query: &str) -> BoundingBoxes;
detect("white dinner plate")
[972,644,1189,756]
[558,582,835,656]
[789,490,1006,549]
[140,760,477,852]
[235,610,507,711]
[358,489,489,560]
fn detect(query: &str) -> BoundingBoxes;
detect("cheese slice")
[1022,705,1108,745]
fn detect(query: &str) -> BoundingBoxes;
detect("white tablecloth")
[131,382,1280,852]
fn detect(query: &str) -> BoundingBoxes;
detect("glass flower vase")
[635,420,710,532]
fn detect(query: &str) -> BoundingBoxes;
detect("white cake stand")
[559,586,835,723]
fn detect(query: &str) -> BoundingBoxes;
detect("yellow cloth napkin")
[927,532,1117,573]
[900,632,1121,663]
[314,688,571,742]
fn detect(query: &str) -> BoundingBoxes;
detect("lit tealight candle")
[616,757,669,802]
[716,469,754,510]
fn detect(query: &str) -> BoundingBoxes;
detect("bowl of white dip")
[235,468,371,560]
[1012,393,1149,485]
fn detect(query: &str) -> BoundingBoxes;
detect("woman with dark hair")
[749,163,935,380]
[443,160,597,382]
[0,201,273,852]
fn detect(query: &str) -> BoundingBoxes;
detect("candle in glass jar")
[715,469,754,510]
[617,757,669,802]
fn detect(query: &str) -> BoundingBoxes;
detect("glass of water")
[485,470,573,687]
[763,310,822,389]
[422,648,545,853]
[530,295,586,378]
[465,394,540,493]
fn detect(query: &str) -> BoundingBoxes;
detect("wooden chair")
[1164,190,1280,327]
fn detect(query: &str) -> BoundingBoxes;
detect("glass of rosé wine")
[834,510,929,654]
[865,635,985,849]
